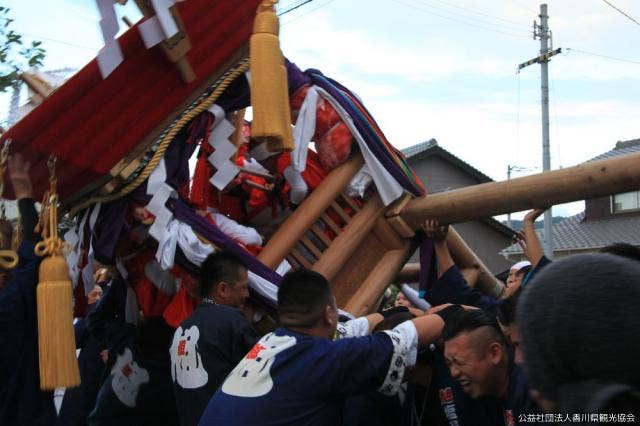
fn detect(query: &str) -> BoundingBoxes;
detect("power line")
[281,0,337,26]
[277,0,314,16]
[418,0,526,27]
[409,0,529,32]
[21,33,98,51]
[390,0,531,39]
[509,0,537,14]
[565,47,640,65]
[601,0,640,27]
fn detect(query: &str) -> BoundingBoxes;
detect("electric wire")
[565,47,640,65]
[413,0,526,29]
[281,0,337,26]
[390,0,531,39]
[601,0,640,27]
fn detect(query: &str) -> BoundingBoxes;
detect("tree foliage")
[0,6,46,93]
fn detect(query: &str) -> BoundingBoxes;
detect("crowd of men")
[1,153,639,426]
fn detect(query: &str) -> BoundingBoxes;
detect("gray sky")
[2,0,639,218]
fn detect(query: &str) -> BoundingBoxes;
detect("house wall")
[585,196,611,220]
[409,156,483,193]
[585,196,640,221]
[406,153,513,274]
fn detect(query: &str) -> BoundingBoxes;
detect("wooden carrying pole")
[446,227,503,297]
[400,152,640,229]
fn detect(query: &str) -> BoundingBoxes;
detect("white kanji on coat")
[110,348,150,407]
[170,325,208,389]
[221,333,296,397]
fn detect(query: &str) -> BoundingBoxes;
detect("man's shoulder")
[180,303,246,326]
[505,364,539,413]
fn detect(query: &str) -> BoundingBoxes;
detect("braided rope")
[68,60,250,218]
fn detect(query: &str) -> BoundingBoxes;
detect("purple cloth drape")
[170,198,283,286]
[418,237,437,300]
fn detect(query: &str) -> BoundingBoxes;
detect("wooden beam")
[447,227,504,297]
[372,217,404,251]
[258,154,364,269]
[393,262,420,283]
[343,240,416,317]
[312,194,385,281]
[20,72,54,103]
[400,152,640,228]
[134,0,195,83]
[329,201,353,225]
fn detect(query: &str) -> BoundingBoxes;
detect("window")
[612,191,640,213]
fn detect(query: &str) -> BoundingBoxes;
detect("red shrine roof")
[1,0,261,202]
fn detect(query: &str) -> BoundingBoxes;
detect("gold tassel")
[35,157,80,390]
[250,0,294,152]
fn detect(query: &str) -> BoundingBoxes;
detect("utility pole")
[518,3,560,259]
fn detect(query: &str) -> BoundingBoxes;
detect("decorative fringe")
[249,0,294,152]
[35,166,80,390]
[37,255,80,389]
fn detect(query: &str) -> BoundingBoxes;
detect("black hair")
[600,242,640,262]
[277,269,333,327]
[517,253,640,406]
[199,251,246,297]
[497,287,522,326]
[442,309,506,348]
[373,311,415,333]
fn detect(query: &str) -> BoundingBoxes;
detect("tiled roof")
[501,211,640,254]
[402,139,493,184]
[401,139,439,158]
[588,139,640,162]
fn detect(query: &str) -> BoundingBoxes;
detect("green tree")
[0,6,46,93]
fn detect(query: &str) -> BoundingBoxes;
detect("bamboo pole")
[258,154,364,269]
[400,152,640,229]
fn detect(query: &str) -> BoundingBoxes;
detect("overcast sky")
[2,0,639,217]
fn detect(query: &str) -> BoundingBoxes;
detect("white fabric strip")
[138,16,165,48]
[292,86,318,172]
[336,317,370,339]
[210,211,262,246]
[378,320,418,396]
[314,86,404,206]
[95,0,124,78]
[346,164,373,198]
[65,208,90,289]
[150,0,179,38]
[155,219,179,270]
[176,221,215,266]
[283,166,308,204]
[207,113,240,190]
[401,284,431,311]
[81,203,102,295]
